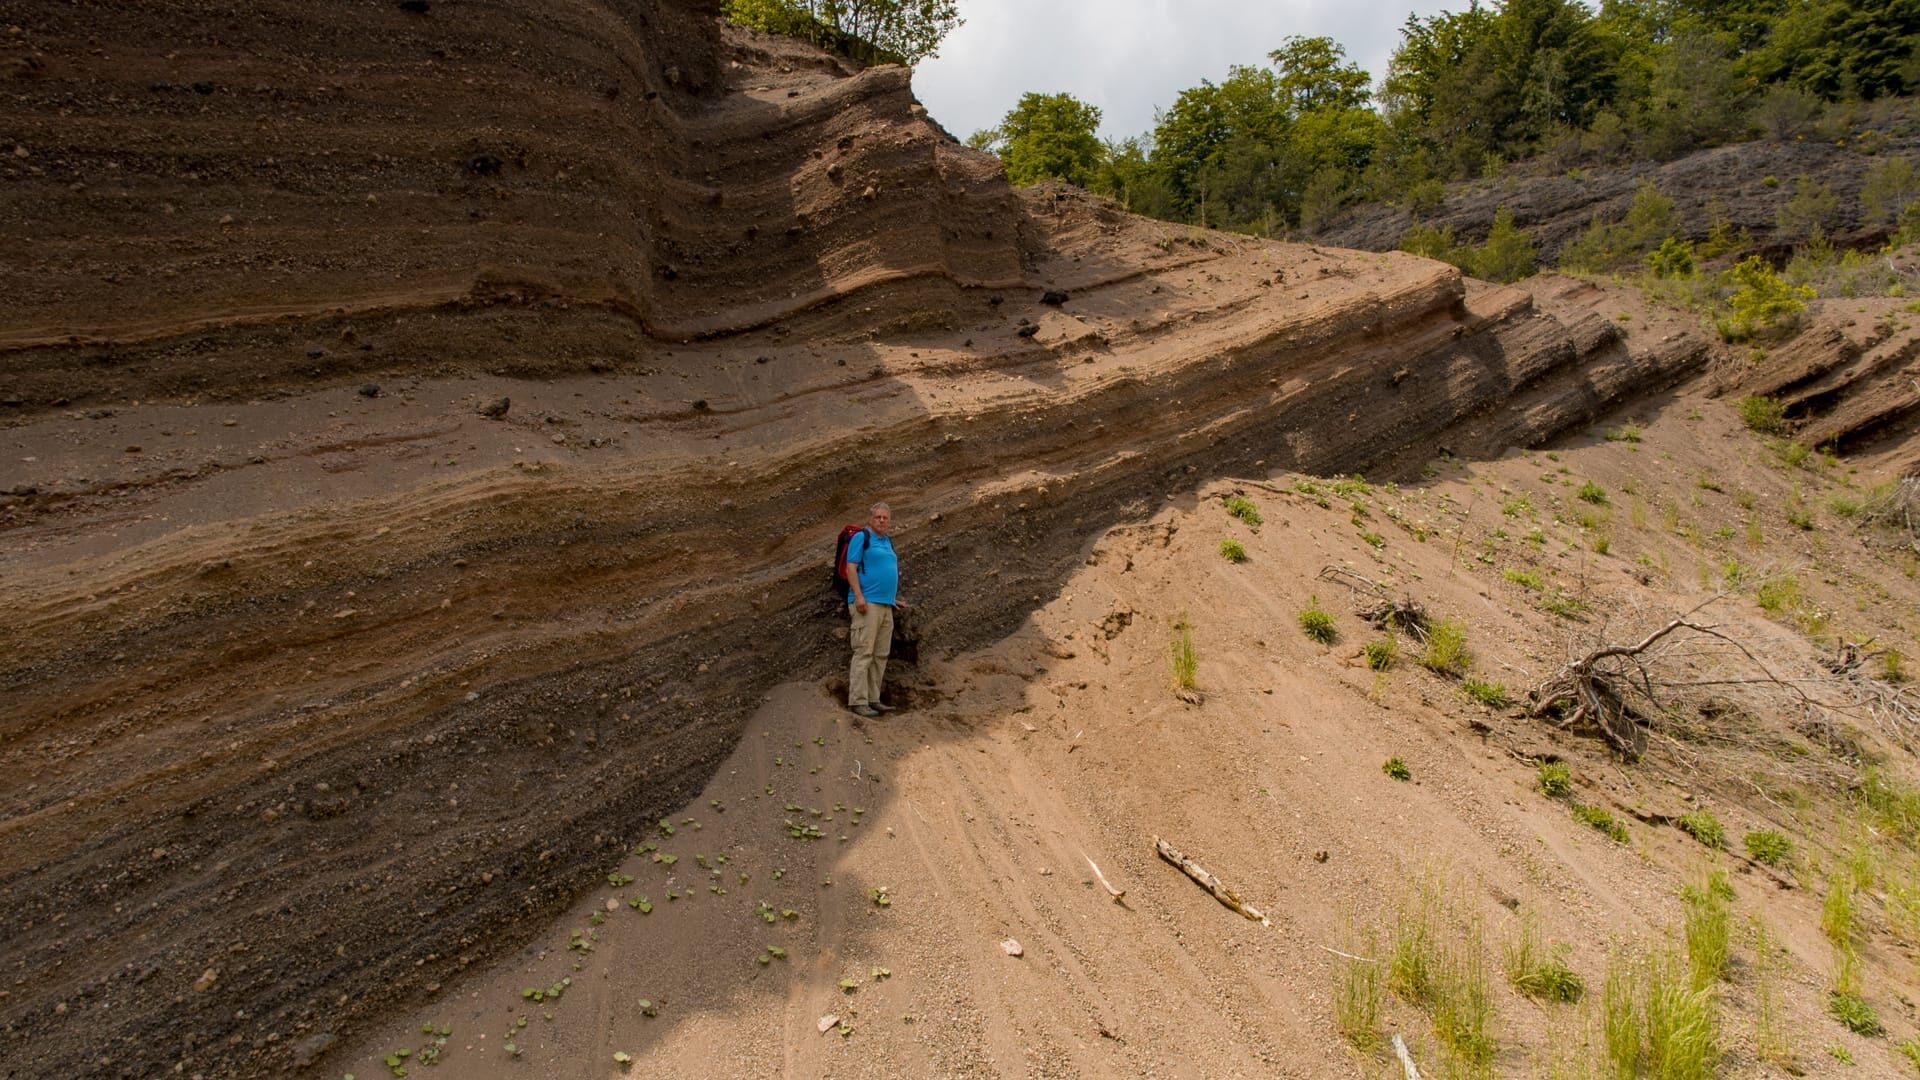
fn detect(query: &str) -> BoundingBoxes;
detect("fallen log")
[1153,837,1270,926]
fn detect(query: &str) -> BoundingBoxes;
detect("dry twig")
[1153,837,1270,926]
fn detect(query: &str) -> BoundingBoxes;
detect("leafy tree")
[1270,36,1373,113]
[1744,0,1920,99]
[994,93,1105,188]
[724,0,962,65]
[1638,29,1750,156]
[1150,65,1289,219]
[1777,176,1840,241]
[1718,255,1815,340]
[1647,235,1697,277]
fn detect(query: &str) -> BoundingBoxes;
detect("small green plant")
[1677,811,1724,850]
[1168,613,1197,693]
[1591,533,1611,555]
[1503,567,1546,591]
[1364,637,1397,671]
[1218,537,1247,562]
[1504,920,1584,1002]
[1224,495,1263,526]
[1420,618,1471,677]
[1333,929,1382,1049]
[1572,802,1628,843]
[1462,679,1509,707]
[1383,756,1412,781]
[1537,762,1572,798]
[1643,951,1720,1077]
[1739,394,1789,434]
[1828,990,1882,1035]
[1744,830,1791,865]
[1896,1036,1920,1069]
[1719,255,1815,341]
[1299,597,1337,645]
[1885,649,1906,683]
[1682,872,1731,987]
[1576,480,1609,505]
[1503,494,1534,517]
[1605,423,1643,444]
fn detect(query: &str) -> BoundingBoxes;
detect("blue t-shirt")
[846,530,898,606]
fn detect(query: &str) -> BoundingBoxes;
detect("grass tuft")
[1224,495,1263,526]
[1577,480,1609,505]
[1681,872,1731,988]
[1333,929,1382,1049]
[1739,394,1789,434]
[1383,756,1412,781]
[1677,811,1724,850]
[1168,613,1197,693]
[1537,762,1572,799]
[1828,990,1882,1035]
[1218,537,1247,563]
[1462,678,1509,707]
[1504,919,1584,1002]
[1364,637,1397,672]
[1420,618,1471,677]
[1572,802,1628,844]
[1744,830,1791,865]
[1298,596,1337,645]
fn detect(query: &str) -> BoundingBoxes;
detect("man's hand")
[855,601,869,615]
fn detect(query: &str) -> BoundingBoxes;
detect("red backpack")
[831,524,868,601]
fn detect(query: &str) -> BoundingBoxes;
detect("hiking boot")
[850,705,880,718]
[872,701,896,713]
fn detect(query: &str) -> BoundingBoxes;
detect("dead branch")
[1154,837,1270,926]
[1319,565,1431,640]
[1083,852,1126,903]
[1392,1033,1423,1080]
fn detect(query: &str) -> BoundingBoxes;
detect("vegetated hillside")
[1318,106,1920,263]
[1,5,1917,1080]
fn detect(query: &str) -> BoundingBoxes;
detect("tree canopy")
[724,0,962,65]
[977,93,1106,188]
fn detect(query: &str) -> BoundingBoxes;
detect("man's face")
[868,507,892,536]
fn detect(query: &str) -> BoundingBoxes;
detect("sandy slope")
[343,378,1920,1077]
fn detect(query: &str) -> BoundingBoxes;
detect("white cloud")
[912,0,1461,141]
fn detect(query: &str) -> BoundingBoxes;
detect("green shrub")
[1576,480,1609,504]
[1738,395,1789,434]
[1364,637,1397,672]
[1537,762,1572,799]
[1733,843,1777,888]
[1383,756,1412,781]
[1420,618,1471,677]
[1218,538,1247,563]
[1224,495,1263,526]
[1462,679,1509,707]
[1718,256,1815,342]
[1646,235,1696,278]
[1644,952,1720,1078]
[1298,597,1337,645]
[1677,811,1724,850]
[1572,802,1629,843]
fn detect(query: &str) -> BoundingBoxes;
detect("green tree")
[1860,156,1919,226]
[994,92,1106,188]
[1470,206,1539,282]
[1150,65,1289,222]
[1778,176,1840,241]
[723,0,962,65]
[1270,35,1374,113]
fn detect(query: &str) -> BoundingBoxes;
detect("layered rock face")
[0,4,1708,1076]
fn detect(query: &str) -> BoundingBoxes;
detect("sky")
[913,0,1461,143]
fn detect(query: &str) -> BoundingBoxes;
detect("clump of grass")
[1218,537,1247,562]
[1682,872,1731,988]
[1383,756,1412,781]
[1591,533,1611,555]
[1755,573,1801,616]
[1333,928,1382,1049]
[1420,618,1471,677]
[1572,802,1629,844]
[1883,648,1905,683]
[1828,990,1882,1035]
[1642,951,1720,1077]
[1677,811,1724,850]
[1753,919,1793,1069]
[1540,588,1588,617]
[1744,830,1791,865]
[1896,1036,1920,1070]
[1603,950,1642,1076]
[1462,678,1509,707]
[1822,873,1856,948]
[1606,423,1643,444]
[1739,394,1789,434]
[1504,919,1584,1002]
[1364,637,1397,671]
[1576,480,1609,505]
[1223,495,1263,526]
[1385,876,1498,1072]
[1503,494,1534,517]
[1298,596,1337,645]
[1538,762,1572,799]
[1503,567,1546,591]
[1785,500,1816,530]
[1168,613,1197,693]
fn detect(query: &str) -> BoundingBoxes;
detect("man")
[845,502,900,718]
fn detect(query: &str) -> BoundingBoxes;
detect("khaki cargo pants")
[847,602,894,708]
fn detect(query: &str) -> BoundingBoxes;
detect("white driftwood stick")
[1391,1033,1422,1080]
[1153,837,1270,926]
[1083,852,1125,901]
[1317,944,1378,963]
